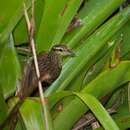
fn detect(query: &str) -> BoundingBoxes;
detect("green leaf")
[75,93,119,130]
[67,38,117,91]
[62,0,125,47]
[19,90,121,130]
[48,91,73,108]
[0,87,7,125]
[54,61,130,130]
[20,98,54,130]
[20,99,44,130]
[36,0,68,51]
[45,6,130,96]
[52,0,82,44]
[114,114,130,130]
[120,20,130,59]
[15,118,26,130]
[0,0,32,44]
[0,35,20,98]
[13,0,44,45]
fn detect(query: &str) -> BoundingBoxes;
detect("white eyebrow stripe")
[55,47,64,50]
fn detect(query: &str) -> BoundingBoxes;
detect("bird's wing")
[16,58,37,99]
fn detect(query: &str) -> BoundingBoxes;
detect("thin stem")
[23,2,49,130]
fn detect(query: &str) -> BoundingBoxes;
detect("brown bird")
[16,44,75,99]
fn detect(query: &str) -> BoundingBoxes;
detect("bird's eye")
[58,49,63,52]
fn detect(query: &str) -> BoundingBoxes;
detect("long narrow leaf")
[0,0,31,44]
[20,98,54,130]
[52,0,82,44]
[0,35,20,98]
[54,61,130,130]
[45,6,130,96]
[63,0,125,47]
[36,0,68,51]
[75,93,119,130]
[0,87,7,125]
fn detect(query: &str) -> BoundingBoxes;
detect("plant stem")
[24,1,49,129]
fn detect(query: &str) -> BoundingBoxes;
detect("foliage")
[0,0,130,130]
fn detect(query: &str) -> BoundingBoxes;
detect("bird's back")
[16,52,62,99]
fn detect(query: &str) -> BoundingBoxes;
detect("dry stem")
[24,1,49,129]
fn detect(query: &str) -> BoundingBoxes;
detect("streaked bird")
[16,44,75,99]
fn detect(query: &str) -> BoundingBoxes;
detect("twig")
[24,1,49,130]
[16,47,31,53]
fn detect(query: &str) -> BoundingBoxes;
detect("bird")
[16,44,75,99]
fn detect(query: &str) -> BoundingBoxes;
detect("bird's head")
[51,44,75,57]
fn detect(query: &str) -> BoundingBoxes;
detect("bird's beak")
[68,49,76,57]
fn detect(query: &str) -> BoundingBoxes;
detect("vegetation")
[0,0,130,130]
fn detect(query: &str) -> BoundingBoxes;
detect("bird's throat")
[49,51,63,68]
